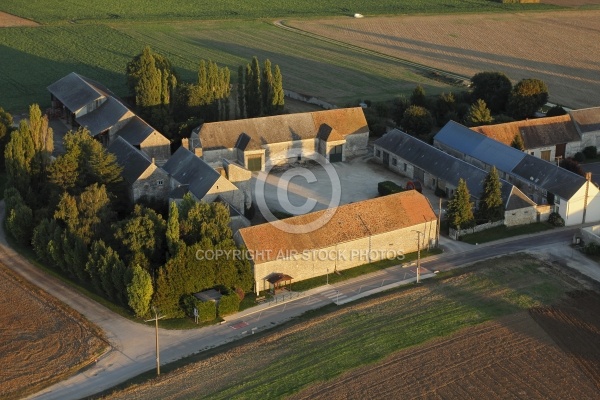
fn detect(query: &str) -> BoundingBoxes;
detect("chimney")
[151,157,155,165]
[586,172,592,181]
[182,138,189,150]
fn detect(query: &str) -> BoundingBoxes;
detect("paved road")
[0,201,592,399]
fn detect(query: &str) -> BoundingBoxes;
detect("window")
[157,180,163,186]
[541,150,551,161]
[530,152,535,156]
[403,163,407,172]
[392,158,397,166]
[555,196,560,205]
[376,149,381,157]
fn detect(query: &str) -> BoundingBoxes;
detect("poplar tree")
[261,59,274,115]
[245,57,262,118]
[237,65,245,119]
[272,65,285,114]
[166,201,180,257]
[127,264,154,318]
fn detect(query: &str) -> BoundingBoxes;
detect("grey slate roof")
[76,97,131,136]
[116,116,158,146]
[511,156,587,199]
[107,136,151,185]
[374,129,524,208]
[436,121,588,200]
[570,107,600,133]
[47,72,105,112]
[163,146,220,200]
[435,121,526,172]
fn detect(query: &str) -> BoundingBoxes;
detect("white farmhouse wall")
[265,139,317,165]
[580,131,600,149]
[345,132,369,156]
[504,205,537,227]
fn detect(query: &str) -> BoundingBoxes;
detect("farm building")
[234,191,438,294]
[373,129,538,227]
[434,121,600,226]
[47,73,170,161]
[570,107,600,149]
[471,114,581,161]
[190,107,369,171]
[163,146,245,214]
[107,136,170,204]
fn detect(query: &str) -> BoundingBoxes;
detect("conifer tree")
[237,65,245,119]
[410,85,427,107]
[272,65,285,114]
[166,201,180,257]
[127,264,154,318]
[511,133,525,151]
[466,99,493,126]
[261,59,274,115]
[478,166,504,222]
[446,179,475,229]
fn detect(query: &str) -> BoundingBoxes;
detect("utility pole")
[145,306,166,376]
[416,231,421,283]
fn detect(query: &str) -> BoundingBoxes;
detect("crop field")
[104,255,600,399]
[0,261,106,400]
[0,20,449,113]
[287,10,600,108]
[0,1,558,24]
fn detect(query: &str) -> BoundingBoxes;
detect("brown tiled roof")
[472,115,580,149]
[570,107,600,133]
[238,191,437,264]
[317,124,345,142]
[197,107,368,150]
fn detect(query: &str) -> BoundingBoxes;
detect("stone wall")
[580,225,600,246]
[266,139,318,165]
[345,132,369,156]
[140,132,171,164]
[504,205,537,227]
[203,175,245,212]
[449,220,504,240]
[284,89,336,110]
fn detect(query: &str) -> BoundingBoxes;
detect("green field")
[0,0,561,113]
[1,1,558,24]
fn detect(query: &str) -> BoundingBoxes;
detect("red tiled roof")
[238,191,437,264]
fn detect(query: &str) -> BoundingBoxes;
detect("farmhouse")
[47,72,170,162]
[107,136,170,203]
[373,129,538,226]
[434,121,600,226]
[234,191,438,294]
[471,115,581,161]
[163,146,245,213]
[190,107,369,171]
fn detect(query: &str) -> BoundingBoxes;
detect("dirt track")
[286,11,600,108]
[0,11,38,27]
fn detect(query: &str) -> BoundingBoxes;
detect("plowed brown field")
[0,262,106,400]
[292,307,600,399]
[286,11,600,108]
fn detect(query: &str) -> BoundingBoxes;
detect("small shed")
[266,273,293,294]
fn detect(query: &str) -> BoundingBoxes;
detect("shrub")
[583,242,600,256]
[548,212,565,227]
[573,152,586,163]
[181,294,217,322]
[378,181,404,196]
[217,292,241,317]
[583,146,597,160]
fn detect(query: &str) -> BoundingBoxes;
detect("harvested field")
[0,262,106,400]
[0,11,38,27]
[286,10,600,108]
[104,255,595,399]
[543,0,600,6]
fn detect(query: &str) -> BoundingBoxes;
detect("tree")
[126,46,177,129]
[127,265,153,318]
[446,179,475,230]
[470,72,512,113]
[113,204,167,273]
[560,158,585,177]
[401,105,434,137]
[507,78,549,120]
[434,92,456,127]
[392,95,410,126]
[511,133,525,151]
[244,57,262,118]
[6,202,33,245]
[166,201,180,257]
[546,105,567,117]
[478,167,504,222]
[272,65,285,114]
[465,99,493,126]
[261,59,274,115]
[410,85,427,107]
[0,107,15,171]
[237,65,245,119]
